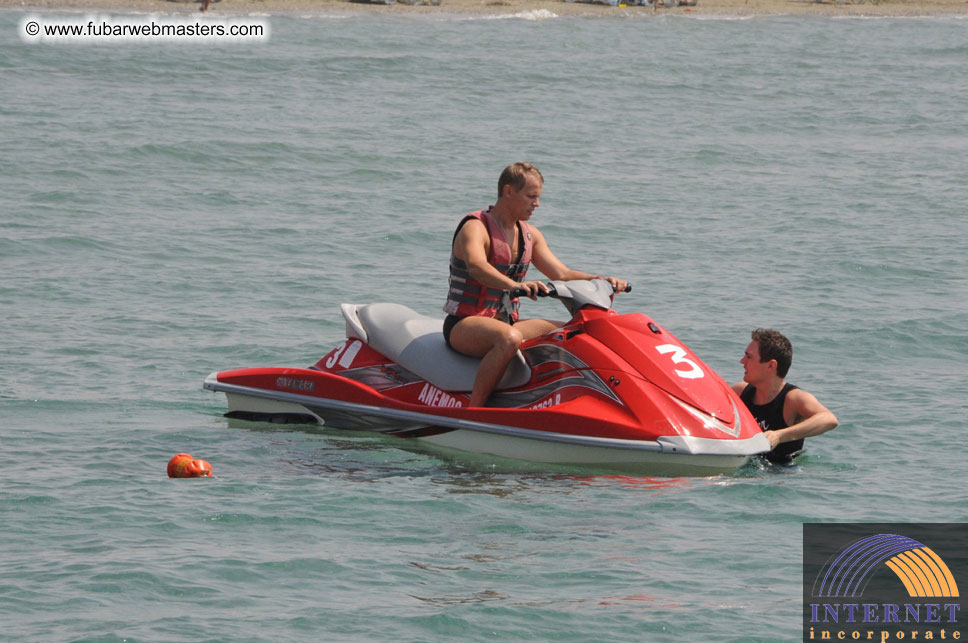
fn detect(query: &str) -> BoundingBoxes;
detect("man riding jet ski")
[442,162,627,408]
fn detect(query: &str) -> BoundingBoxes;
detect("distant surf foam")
[478,8,558,20]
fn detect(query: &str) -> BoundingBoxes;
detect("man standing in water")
[443,162,627,407]
[733,328,839,463]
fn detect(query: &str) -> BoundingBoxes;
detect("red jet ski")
[204,280,769,475]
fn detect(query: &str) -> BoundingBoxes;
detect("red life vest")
[443,208,533,322]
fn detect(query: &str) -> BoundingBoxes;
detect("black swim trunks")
[442,314,514,350]
[442,314,462,350]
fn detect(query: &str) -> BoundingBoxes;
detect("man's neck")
[752,377,786,405]
[487,204,517,239]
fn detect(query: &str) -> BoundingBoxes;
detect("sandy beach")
[5,0,967,17]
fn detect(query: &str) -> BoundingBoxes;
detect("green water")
[2,10,966,641]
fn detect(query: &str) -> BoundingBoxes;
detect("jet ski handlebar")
[508,284,552,299]
[509,280,632,299]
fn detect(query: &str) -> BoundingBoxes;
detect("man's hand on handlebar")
[597,276,630,293]
[517,280,550,300]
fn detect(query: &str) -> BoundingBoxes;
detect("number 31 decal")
[325,339,362,370]
[655,344,705,379]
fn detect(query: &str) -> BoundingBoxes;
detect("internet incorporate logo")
[814,534,960,599]
[803,524,965,642]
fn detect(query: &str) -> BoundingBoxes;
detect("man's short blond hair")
[498,162,543,199]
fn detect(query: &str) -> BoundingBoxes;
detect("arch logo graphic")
[803,524,965,642]
[814,533,960,599]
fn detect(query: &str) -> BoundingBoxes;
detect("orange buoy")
[167,453,213,478]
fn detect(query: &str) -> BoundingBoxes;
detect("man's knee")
[498,327,523,353]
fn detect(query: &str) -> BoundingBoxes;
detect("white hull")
[417,428,750,476]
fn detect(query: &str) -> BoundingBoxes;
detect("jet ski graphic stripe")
[515,344,622,405]
[337,363,423,391]
[384,426,456,438]
[330,346,619,410]
[487,370,619,408]
[206,379,661,449]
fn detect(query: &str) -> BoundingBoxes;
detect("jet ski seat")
[341,303,532,393]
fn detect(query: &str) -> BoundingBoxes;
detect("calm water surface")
[2,9,966,641]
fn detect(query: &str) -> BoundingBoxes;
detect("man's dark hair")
[752,328,793,378]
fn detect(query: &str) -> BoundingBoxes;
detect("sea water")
[1,9,966,641]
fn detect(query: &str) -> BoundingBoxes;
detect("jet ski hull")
[204,365,768,476]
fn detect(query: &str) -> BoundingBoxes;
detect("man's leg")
[449,317,524,407]
[449,317,561,407]
[513,318,563,340]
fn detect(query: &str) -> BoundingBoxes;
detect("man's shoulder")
[783,385,819,410]
[458,209,488,224]
[456,213,488,233]
[784,383,806,398]
[525,221,544,241]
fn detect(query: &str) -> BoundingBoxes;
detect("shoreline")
[5,0,968,17]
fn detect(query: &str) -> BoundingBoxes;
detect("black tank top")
[740,382,803,463]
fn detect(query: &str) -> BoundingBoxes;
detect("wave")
[475,8,559,19]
